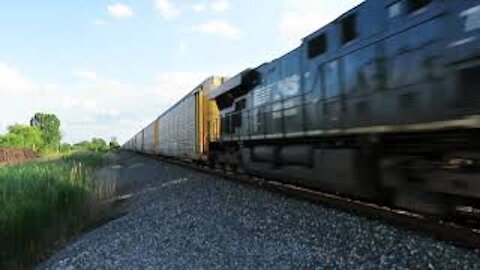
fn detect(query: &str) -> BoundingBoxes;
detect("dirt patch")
[0,148,39,166]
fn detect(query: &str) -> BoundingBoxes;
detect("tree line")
[0,113,119,154]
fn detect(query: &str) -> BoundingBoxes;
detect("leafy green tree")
[0,124,44,150]
[76,141,88,147]
[59,143,72,153]
[89,138,109,152]
[72,141,89,151]
[30,113,61,148]
[109,137,120,150]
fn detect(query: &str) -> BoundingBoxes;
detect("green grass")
[0,152,105,268]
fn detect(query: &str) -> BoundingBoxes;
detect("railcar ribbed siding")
[153,76,225,160]
[135,132,143,153]
[122,76,225,158]
[143,120,158,154]
[153,120,160,154]
[159,94,197,158]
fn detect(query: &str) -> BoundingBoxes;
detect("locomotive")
[125,0,480,216]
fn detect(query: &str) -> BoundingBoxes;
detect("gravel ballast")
[40,152,480,269]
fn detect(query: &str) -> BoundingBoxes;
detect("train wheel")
[380,156,451,216]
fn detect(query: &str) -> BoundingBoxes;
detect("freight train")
[124,0,480,216]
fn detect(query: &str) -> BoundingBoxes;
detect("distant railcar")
[125,76,225,161]
[143,120,160,155]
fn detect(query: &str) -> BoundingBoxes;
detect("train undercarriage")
[209,129,480,219]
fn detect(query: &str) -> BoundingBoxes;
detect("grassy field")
[0,152,108,268]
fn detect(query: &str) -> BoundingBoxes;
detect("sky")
[0,0,363,144]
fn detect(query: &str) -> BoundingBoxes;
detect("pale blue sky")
[0,0,363,143]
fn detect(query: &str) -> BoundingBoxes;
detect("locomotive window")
[308,34,327,59]
[341,14,358,44]
[408,0,431,13]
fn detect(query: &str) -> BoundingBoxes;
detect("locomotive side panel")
[379,0,447,126]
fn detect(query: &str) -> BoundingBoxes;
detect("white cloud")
[93,19,107,25]
[60,96,119,118]
[192,4,206,12]
[74,71,98,81]
[279,0,364,46]
[154,72,210,103]
[0,63,215,144]
[191,1,230,13]
[73,70,139,100]
[0,63,63,138]
[0,63,37,94]
[193,20,241,40]
[107,3,134,19]
[70,70,215,142]
[210,0,230,13]
[154,0,180,19]
[0,62,150,143]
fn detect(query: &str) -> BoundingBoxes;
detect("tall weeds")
[0,152,111,269]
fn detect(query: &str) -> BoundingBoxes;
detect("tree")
[109,137,120,150]
[0,124,44,150]
[89,138,109,152]
[30,113,61,148]
[71,141,87,152]
[59,143,72,153]
[72,138,112,153]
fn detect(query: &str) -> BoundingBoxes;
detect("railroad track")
[142,152,480,250]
